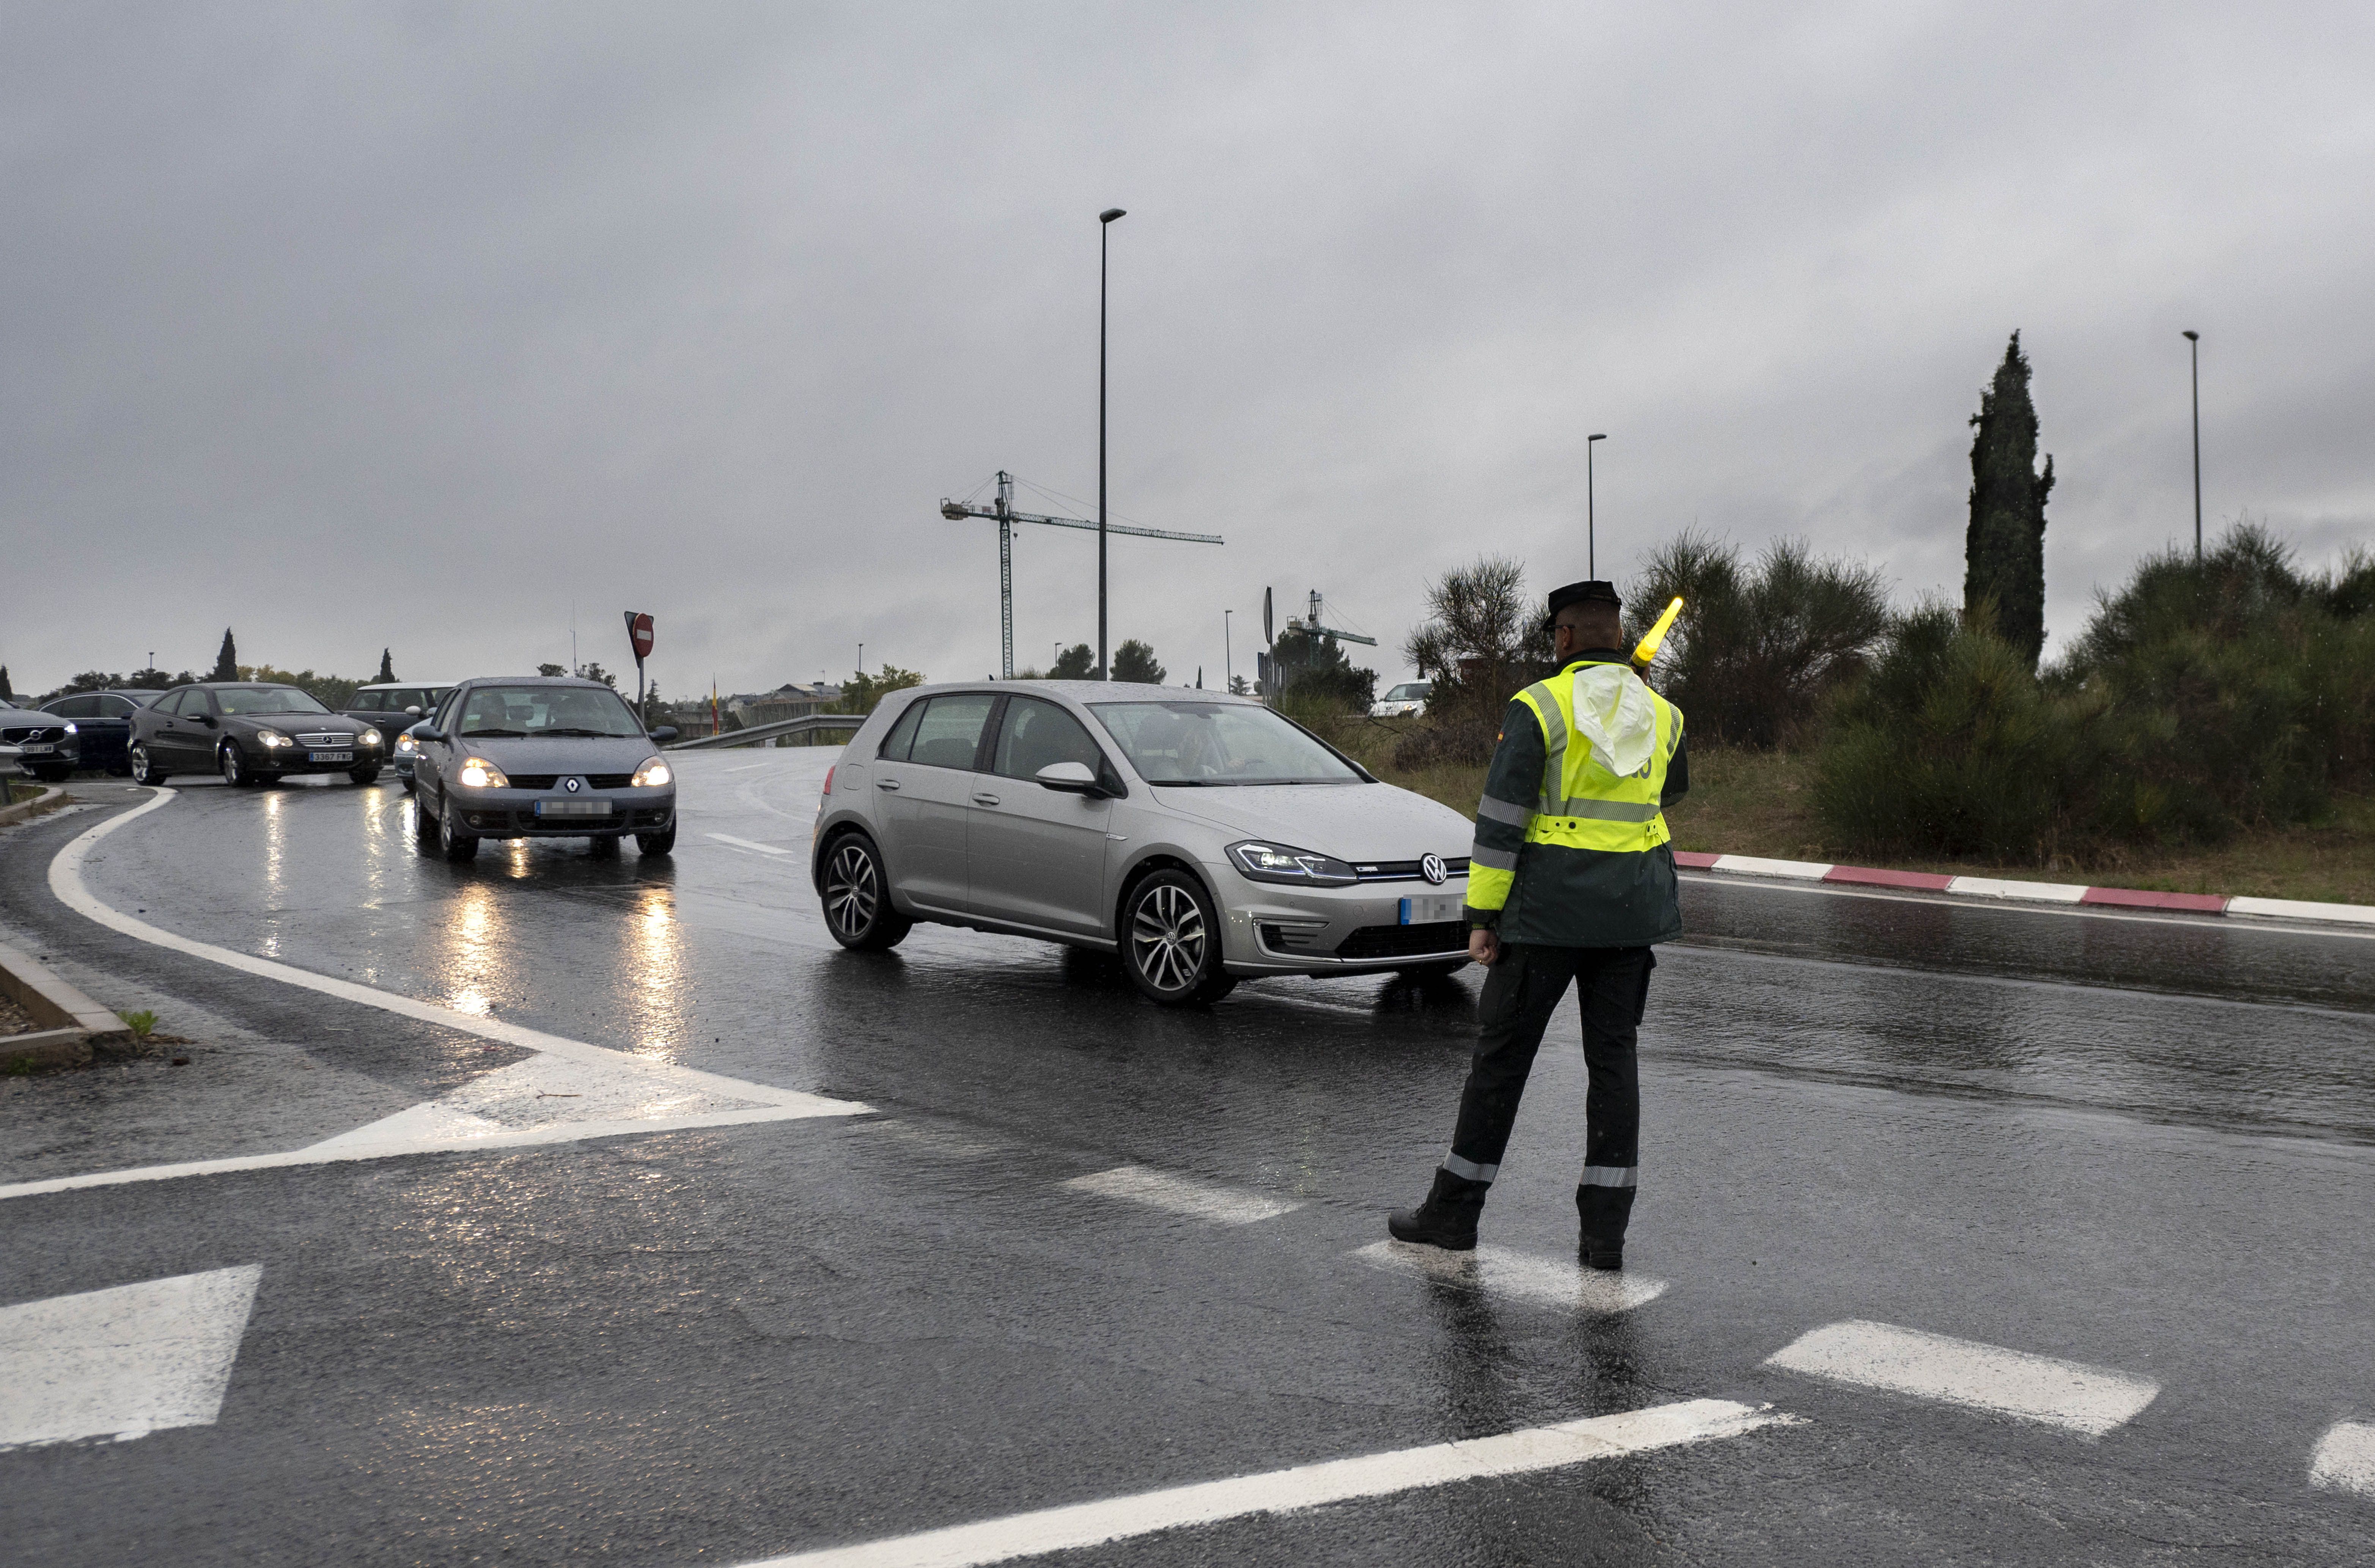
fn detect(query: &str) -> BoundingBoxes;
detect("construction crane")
[939,471,1224,679]
[1287,589,1376,647]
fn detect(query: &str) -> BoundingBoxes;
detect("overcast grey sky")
[6,2,2371,699]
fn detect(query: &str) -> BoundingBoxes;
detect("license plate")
[308,751,353,763]
[18,743,54,754]
[1399,892,1464,925]
[535,798,612,817]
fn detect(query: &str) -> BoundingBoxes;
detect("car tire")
[129,745,166,786]
[412,795,439,846]
[36,764,72,783]
[220,745,256,787]
[588,834,621,858]
[819,831,911,951]
[348,765,381,785]
[635,825,676,856]
[1121,868,1238,1006]
[439,795,480,862]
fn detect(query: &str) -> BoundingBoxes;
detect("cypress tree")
[376,648,396,683]
[211,629,240,682]
[1964,333,2056,666]
[0,666,11,701]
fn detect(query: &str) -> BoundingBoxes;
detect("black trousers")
[1444,943,1655,1244]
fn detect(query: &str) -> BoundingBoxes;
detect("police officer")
[1387,579,1687,1269]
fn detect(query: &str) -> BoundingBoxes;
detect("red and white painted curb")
[1672,852,2375,929]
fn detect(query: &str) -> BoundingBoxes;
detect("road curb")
[0,935,129,1072]
[1672,851,2375,929]
[0,784,68,829]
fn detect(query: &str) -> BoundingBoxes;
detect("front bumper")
[245,740,381,775]
[1211,862,1472,975]
[449,785,676,837]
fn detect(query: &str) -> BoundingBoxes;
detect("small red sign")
[626,612,655,660]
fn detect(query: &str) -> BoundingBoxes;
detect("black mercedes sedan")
[127,683,384,787]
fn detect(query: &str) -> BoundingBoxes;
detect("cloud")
[5,2,2371,695]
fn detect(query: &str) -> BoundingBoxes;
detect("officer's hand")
[1468,927,1500,966]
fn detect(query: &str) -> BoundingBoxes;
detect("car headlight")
[396,733,417,754]
[631,756,672,788]
[456,757,510,788]
[256,727,290,748]
[359,728,382,746]
[63,721,79,735]
[1228,840,1360,887]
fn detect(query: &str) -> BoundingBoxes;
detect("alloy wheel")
[825,842,879,939]
[1130,882,1208,995]
[220,746,244,786]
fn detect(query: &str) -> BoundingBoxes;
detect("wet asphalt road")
[4,752,2373,1565]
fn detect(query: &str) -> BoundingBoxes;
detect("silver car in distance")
[810,682,1475,1005]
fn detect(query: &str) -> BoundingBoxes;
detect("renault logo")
[565,777,581,792]
[1420,853,1447,885]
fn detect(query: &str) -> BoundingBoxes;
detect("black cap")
[1546,580,1622,619]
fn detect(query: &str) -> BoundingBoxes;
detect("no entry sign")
[625,612,654,659]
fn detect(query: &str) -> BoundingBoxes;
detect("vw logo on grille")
[565,777,581,792]
[1420,853,1447,885]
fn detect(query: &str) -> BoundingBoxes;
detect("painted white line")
[2310,1420,2375,1497]
[725,762,772,773]
[0,1265,261,1450]
[1709,854,1832,880]
[9,789,868,1201]
[1764,1319,2158,1435]
[708,831,793,855]
[1353,1240,1669,1313]
[736,1396,1795,1567]
[1944,875,2088,904]
[1064,1164,1301,1225]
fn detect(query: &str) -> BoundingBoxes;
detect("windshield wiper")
[461,727,528,737]
[536,727,622,737]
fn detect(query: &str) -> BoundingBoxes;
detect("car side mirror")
[415,726,445,744]
[648,726,679,744]
[1035,760,1101,796]
[404,705,423,716]
[196,713,218,727]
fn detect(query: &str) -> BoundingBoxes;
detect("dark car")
[128,683,385,787]
[342,682,452,750]
[409,676,677,861]
[30,690,160,778]
[3,702,78,782]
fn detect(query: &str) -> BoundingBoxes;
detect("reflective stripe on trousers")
[1442,1152,1499,1183]
[1580,1164,1637,1188]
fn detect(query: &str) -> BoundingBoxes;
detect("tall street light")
[1097,207,1127,679]
[2182,330,2202,561]
[1587,433,1608,578]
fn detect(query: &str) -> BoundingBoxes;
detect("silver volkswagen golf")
[810,682,1475,1004]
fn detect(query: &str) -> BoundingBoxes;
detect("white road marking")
[7,789,869,1202]
[1764,1319,2158,1435]
[2310,1420,2375,1497]
[736,1397,1796,1567]
[1353,1240,1669,1313]
[0,1265,261,1451]
[2230,895,2375,927]
[725,762,772,773]
[1064,1164,1301,1225]
[708,832,793,855]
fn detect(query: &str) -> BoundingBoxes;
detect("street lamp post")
[1224,609,1232,690]
[1587,433,1608,578]
[2182,330,2202,561]
[1097,207,1127,679]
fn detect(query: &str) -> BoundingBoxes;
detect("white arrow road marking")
[1352,1239,1669,1313]
[707,832,793,855]
[2311,1421,2375,1497]
[1765,1320,2160,1436]
[1063,1164,1301,1225]
[734,1397,1797,1568]
[0,1266,261,1451]
[5,789,868,1203]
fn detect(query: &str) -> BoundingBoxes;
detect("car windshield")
[1384,683,1430,702]
[457,685,644,738]
[216,686,330,715]
[1090,701,1362,786]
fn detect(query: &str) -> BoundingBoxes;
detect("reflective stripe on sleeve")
[1443,1152,1499,1183]
[1474,794,1532,827]
[1580,1165,1637,1188]
[1468,843,1519,871]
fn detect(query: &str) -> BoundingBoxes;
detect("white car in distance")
[1369,680,1433,718]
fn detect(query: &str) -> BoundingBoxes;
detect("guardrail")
[667,713,866,751]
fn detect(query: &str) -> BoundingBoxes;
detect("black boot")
[1576,1183,1633,1271]
[1387,1168,1489,1250]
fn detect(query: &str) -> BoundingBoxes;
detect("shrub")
[1624,532,1893,749]
[1396,556,1556,767]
